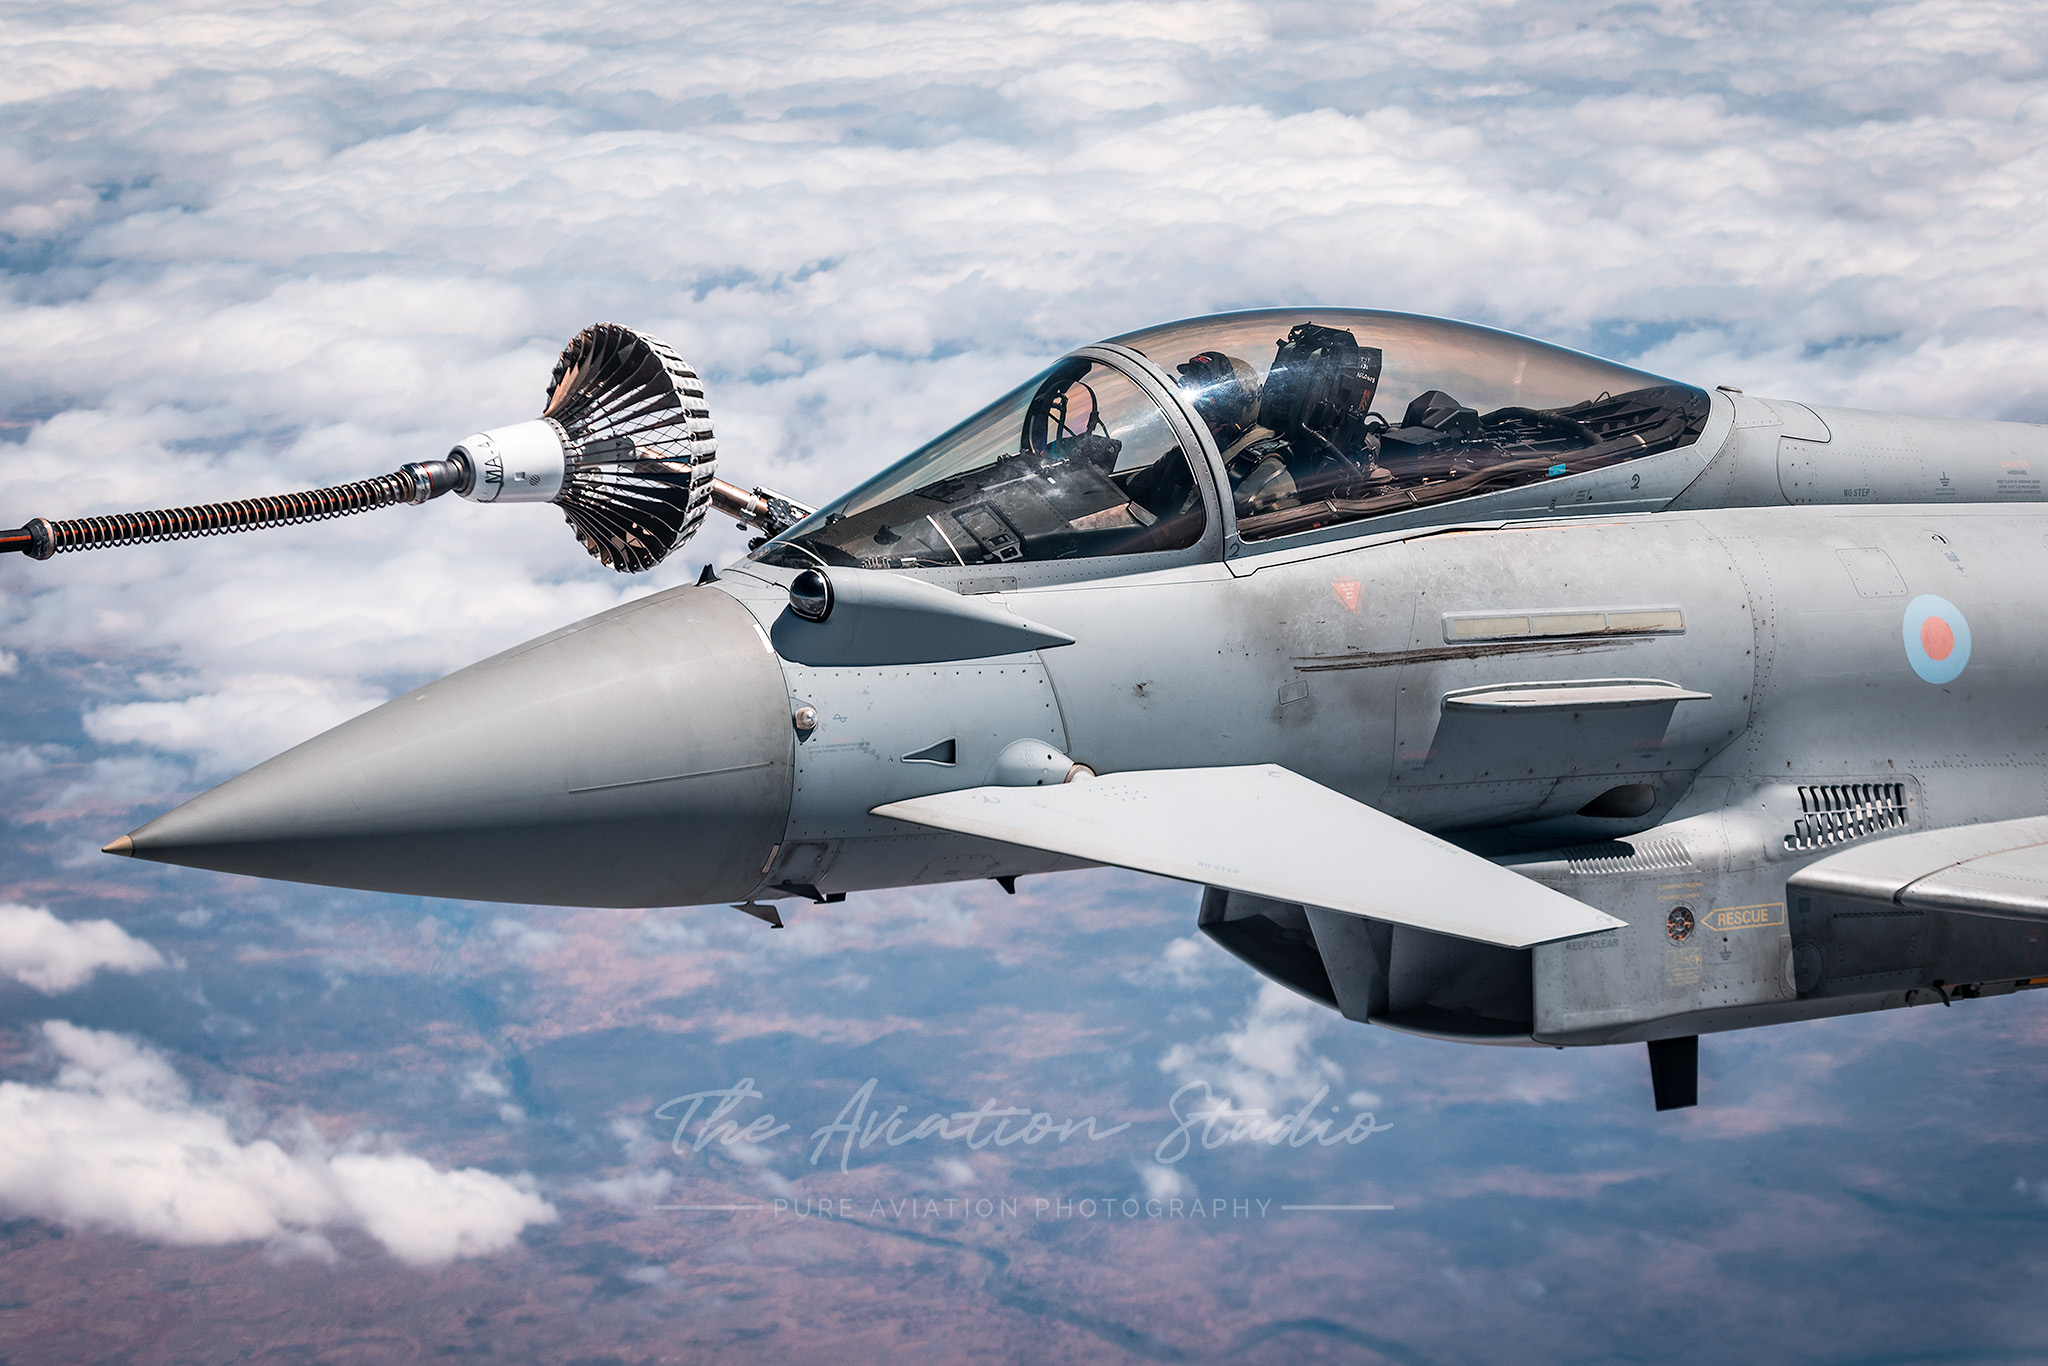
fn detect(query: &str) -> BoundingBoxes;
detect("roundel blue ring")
[1902,594,1970,684]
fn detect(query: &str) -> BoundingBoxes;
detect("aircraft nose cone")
[118,586,793,907]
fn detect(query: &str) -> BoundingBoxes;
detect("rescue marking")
[1331,578,1362,613]
[1701,903,1784,932]
[1902,594,1970,683]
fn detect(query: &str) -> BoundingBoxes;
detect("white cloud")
[0,0,2042,953]
[1159,981,1344,1115]
[325,1152,551,1267]
[0,903,165,993]
[634,914,708,951]
[1121,935,1215,989]
[83,674,388,774]
[582,1167,675,1208]
[459,1059,525,1124]
[460,1062,510,1100]
[490,917,562,958]
[0,0,2039,811]
[263,1229,341,1267]
[0,1022,556,1266]
[0,745,52,781]
[1139,1161,1193,1202]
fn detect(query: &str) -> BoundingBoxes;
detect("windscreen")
[753,358,1205,570]
[1114,309,1709,541]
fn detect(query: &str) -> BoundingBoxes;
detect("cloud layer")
[4,0,2045,787]
[0,903,164,993]
[1160,979,1345,1113]
[0,1022,556,1266]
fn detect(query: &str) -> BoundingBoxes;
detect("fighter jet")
[40,308,2048,1110]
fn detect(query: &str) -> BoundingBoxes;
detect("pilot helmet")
[1174,352,1259,437]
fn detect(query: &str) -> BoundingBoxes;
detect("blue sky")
[2,0,2047,1360]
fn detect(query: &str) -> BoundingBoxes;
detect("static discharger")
[0,323,813,573]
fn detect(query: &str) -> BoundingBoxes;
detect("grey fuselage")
[120,387,2048,1052]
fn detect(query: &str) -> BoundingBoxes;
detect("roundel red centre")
[1920,616,1955,661]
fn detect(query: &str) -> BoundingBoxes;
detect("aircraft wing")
[1789,816,2048,922]
[872,764,1625,949]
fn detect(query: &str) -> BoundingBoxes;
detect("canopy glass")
[1114,309,1710,542]
[754,357,1204,570]
[753,309,1710,568]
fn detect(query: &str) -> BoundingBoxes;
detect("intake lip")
[117,585,794,908]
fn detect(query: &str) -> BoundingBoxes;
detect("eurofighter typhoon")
[15,309,2048,1110]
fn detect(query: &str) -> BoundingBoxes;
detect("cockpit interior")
[754,309,1711,571]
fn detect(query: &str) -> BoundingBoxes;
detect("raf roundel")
[1902,594,1971,684]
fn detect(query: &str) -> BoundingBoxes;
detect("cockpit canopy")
[754,309,1709,571]
[756,356,1204,572]
[1119,310,1710,543]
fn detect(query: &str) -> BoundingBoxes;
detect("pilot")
[1175,352,1302,516]
[1174,352,1260,450]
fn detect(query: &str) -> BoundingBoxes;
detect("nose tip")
[118,586,794,907]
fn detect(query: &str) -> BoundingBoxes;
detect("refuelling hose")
[0,458,467,560]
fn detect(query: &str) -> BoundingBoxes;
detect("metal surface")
[875,765,1626,948]
[1441,681,1713,711]
[452,419,567,503]
[985,739,1082,787]
[709,478,814,539]
[1791,816,2048,922]
[116,586,793,906]
[67,306,2048,1106]
[766,568,1075,667]
[540,323,719,572]
[0,466,434,559]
